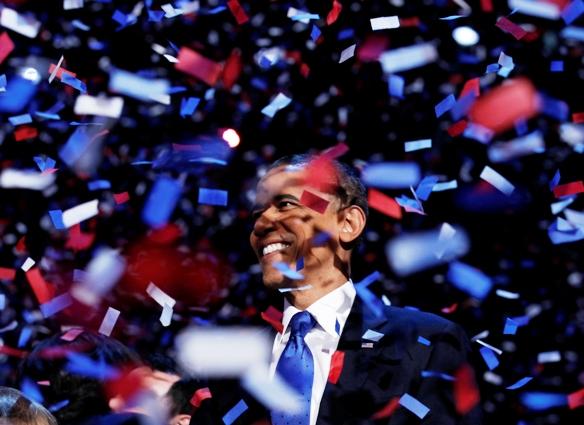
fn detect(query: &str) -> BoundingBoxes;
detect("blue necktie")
[272,311,316,425]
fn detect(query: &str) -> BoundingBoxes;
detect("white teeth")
[262,243,290,256]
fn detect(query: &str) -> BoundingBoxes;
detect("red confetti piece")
[496,17,527,40]
[300,190,330,214]
[328,350,345,384]
[37,381,50,386]
[15,236,26,254]
[322,142,349,160]
[326,0,343,25]
[60,328,85,342]
[65,224,95,251]
[227,0,249,24]
[480,0,494,12]
[260,306,284,333]
[572,112,584,123]
[148,223,183,244]
[25,268,55,304]
[222,49,243,90]
[371,397,400,419]
[460,78,480,99]
[553,181,584,198]
[454,363,481,415]
[568,387,584,410]
[0,267,16,281]
[0,32,15,65]
[14,126,38,142]
[368,189,402,220]
[175,47,223,86]
[300,63,310,78]
[447,120,468,137]
[441,303,458,314]
[357,35,389,62]
[113,192,130,204]
[399,17,421,27]
[468,78,539,134]
[191,387,213,408]
[48,63,77,80]
[0,345,28,358]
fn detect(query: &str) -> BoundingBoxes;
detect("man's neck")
[284,275,348,310]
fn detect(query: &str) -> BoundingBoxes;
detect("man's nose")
[252,207,278,236]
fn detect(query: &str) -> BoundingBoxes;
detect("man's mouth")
[261,242,291,257]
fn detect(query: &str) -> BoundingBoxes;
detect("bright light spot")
[222,128,240,148]
[20,67,41,82]
[452,26,479,47]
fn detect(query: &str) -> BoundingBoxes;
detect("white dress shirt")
[270,280,356,425]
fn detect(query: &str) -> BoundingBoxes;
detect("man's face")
[249,165,343,289]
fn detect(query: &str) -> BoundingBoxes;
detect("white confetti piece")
[370,16,400,31]
[48,55,65,84]
[496,289,520,299]
[339,44,356,63]
[146,282,176,308]
[476,339,503,356]
[160,303,173,327]
[62,199,99,228]
[538,351,561,363]
[404,139,432,152]
[98,307,120,336]
[21,257,36,272]
[261,93,292,118]
[64,0,84,11]
[74,95,124,118]
[480,165,515,195]
[379,43,438,73]
[362,329,385,342]
[0,8,41,38]
[0,169,56,191]
[176,327,271,377]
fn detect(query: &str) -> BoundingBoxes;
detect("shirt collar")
[281,280,356,337]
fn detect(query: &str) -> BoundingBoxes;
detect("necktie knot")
[289,311,316,339]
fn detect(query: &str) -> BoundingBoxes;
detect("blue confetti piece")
[222,399,248,425]
[415,175,440,201]
[434,94,456,118]
[362,162,421,189]
[335,319,340,335]
[198,188,228,206]
[49,210,66,230]
[18,326,33,348]
[447,262,493,299]
[180,97,201,117]
[61,73,87,93]
[9,114,33,126]
[48,399,70,412]
[337,28,354,40]
[40,293,73,318]
[88,180,111,191]
[296,256,304,271]
[549,169,561,190]
[458,53,481,64]
[112,9,137,29]
[65,352,119,380]
[71,20,90,31]
[540,94,569,121]
[396,195,423,211]
[33,156,46,171]
[0,74,6,90]
[507,376,533,390]
[206,6,227,14]
[399,393,429,419]
[0,74,39,114]
[355,270,381,288]
[451,91,476,121]
[291,13,320,21]
[310,25,321,42]
[486,63,500,74]
[47,101,66,114]
[168,86,187,94]
[548,219,584,244]
[312,232,331,246]
[550,60,564,72]
[521,392,567,410]
[273,262,304,280]
[59,127,93,166]
[388,74,405,99]
[21,379,43,403]
[142,177,182,228]
[510,315,530,327]
[514,119,528,136]
[405,139,432,152]
[35,111,61,120]
[417,336,431,346]
[561,25,584,40]
[504,317,519,335]
[479,347,499,370]
[148,10,165,22]
[421,370,455,381]
[355,276,385,319]
[562,0,584,24]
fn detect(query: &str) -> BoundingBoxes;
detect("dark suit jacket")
[190,297,482,425]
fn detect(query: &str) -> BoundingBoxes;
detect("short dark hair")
[0,386,57,425]
[165,379,200,417]
[266,154,369,219]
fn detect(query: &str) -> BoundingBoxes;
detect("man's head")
[249,154,367,306]
[0,386,57,425]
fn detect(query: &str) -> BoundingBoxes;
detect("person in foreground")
[194,154,482,425]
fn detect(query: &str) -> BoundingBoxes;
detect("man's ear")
[176,414,192,425]
[339,205,366,245]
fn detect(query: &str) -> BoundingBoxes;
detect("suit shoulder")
[383,305,461,335]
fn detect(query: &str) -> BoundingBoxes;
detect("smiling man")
[246,154,482,425]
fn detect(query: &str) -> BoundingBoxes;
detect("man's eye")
[277,201,295,209]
